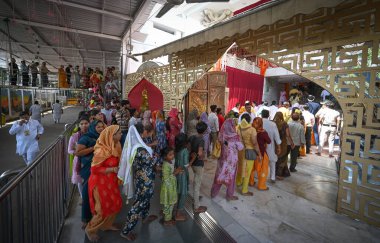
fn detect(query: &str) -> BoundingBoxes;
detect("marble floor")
[191,146,380,242]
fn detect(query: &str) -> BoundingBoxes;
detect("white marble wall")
[262,77,283,104]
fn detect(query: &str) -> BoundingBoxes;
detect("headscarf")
[239,118,251,130]
[118,125,153,199]
[143,110,151,126]
[92,125,122,166]
[200,112,210,126]
[168,108,179,118]
[85,120,104,139]
[253,117,264,133]
[219,118,240,142]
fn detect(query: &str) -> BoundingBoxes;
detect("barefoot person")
[75,120,105,229]
[118,123,158,241]
[175,133,194,221]
[211,118,244,200]
[160,147,183,226]
[236,114,261,196]
[85,125,122,241]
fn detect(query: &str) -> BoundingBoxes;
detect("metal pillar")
[21,90,25,111]
[4,18,13,82]
[7,88,11,117]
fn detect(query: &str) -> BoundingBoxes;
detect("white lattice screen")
[222,53,261,74]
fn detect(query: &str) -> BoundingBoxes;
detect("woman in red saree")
[167,108,182,148]
[250,117,271,190]
[85,125,122,242]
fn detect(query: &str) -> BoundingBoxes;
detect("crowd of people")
[8,81,341,241]
[8,58,119,97]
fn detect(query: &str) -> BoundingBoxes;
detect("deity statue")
[140,89,149,112]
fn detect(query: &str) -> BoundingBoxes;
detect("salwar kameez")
[175,148,189,210]
[250,153,270,189]
[160,161,177,221]
[250,122,271,190]
[122,148,156,235]
[211,122,243,199]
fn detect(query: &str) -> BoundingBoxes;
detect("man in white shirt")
[9,111,44,165]
[302,104,315,154]
[208,105,219,152]
[315,101,340,157]
[287,113,306,172]
[256,101,270,117]
[52,100,63,124]
[238,101,256,124]
[269,101,278,120]
[29,100,43,123]
[231,102,240,113]
[262,110,281,183]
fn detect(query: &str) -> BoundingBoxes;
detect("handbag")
[212,140,221,159]
[239,129,257,160]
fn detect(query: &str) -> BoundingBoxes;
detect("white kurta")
[269,105,279,120]
[263,119,282,162]
[9,119,44,159]
[263,118,282,181]
[29,104,43,122]
[52,103,62,121]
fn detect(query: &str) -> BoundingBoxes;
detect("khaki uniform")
[315,107,340,155]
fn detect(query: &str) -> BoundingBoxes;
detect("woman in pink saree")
[210,118,244,201]
[167,108,182,148]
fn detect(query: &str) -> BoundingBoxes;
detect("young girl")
[175,133,193,221]
[160,147,183,225]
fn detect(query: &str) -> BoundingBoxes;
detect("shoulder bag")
[239,128,257,160]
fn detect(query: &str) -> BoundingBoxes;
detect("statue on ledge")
[140,89,149,112]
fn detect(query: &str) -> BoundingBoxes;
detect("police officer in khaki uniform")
[315,100,340,158]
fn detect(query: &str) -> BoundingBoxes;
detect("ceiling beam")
[46,0,132,21]
[0,16,122,41]
[51,3,84,59]
[3,50,120,62]
[0,40,119,54]
[0,28,57,68]
[2,0,67,65]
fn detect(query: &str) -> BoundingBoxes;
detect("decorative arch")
[127,78,164,111]
[125,0,380,226]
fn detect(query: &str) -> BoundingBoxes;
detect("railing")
[0,122,77,243]
[0,85,87,126]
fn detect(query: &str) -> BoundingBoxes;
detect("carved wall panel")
[125,0,380,226]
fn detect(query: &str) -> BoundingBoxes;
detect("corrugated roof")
[0,0,150,71]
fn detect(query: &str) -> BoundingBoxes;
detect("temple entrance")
[127,78,164,112]
[125,1,380,227]
[183,71,227,118]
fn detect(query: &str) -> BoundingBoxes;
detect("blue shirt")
[307,101,320,115]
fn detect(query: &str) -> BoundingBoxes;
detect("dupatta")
[117,125,153,199]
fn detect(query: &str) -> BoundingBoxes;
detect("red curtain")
[128,78,164,111]
[226,66,264,111]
